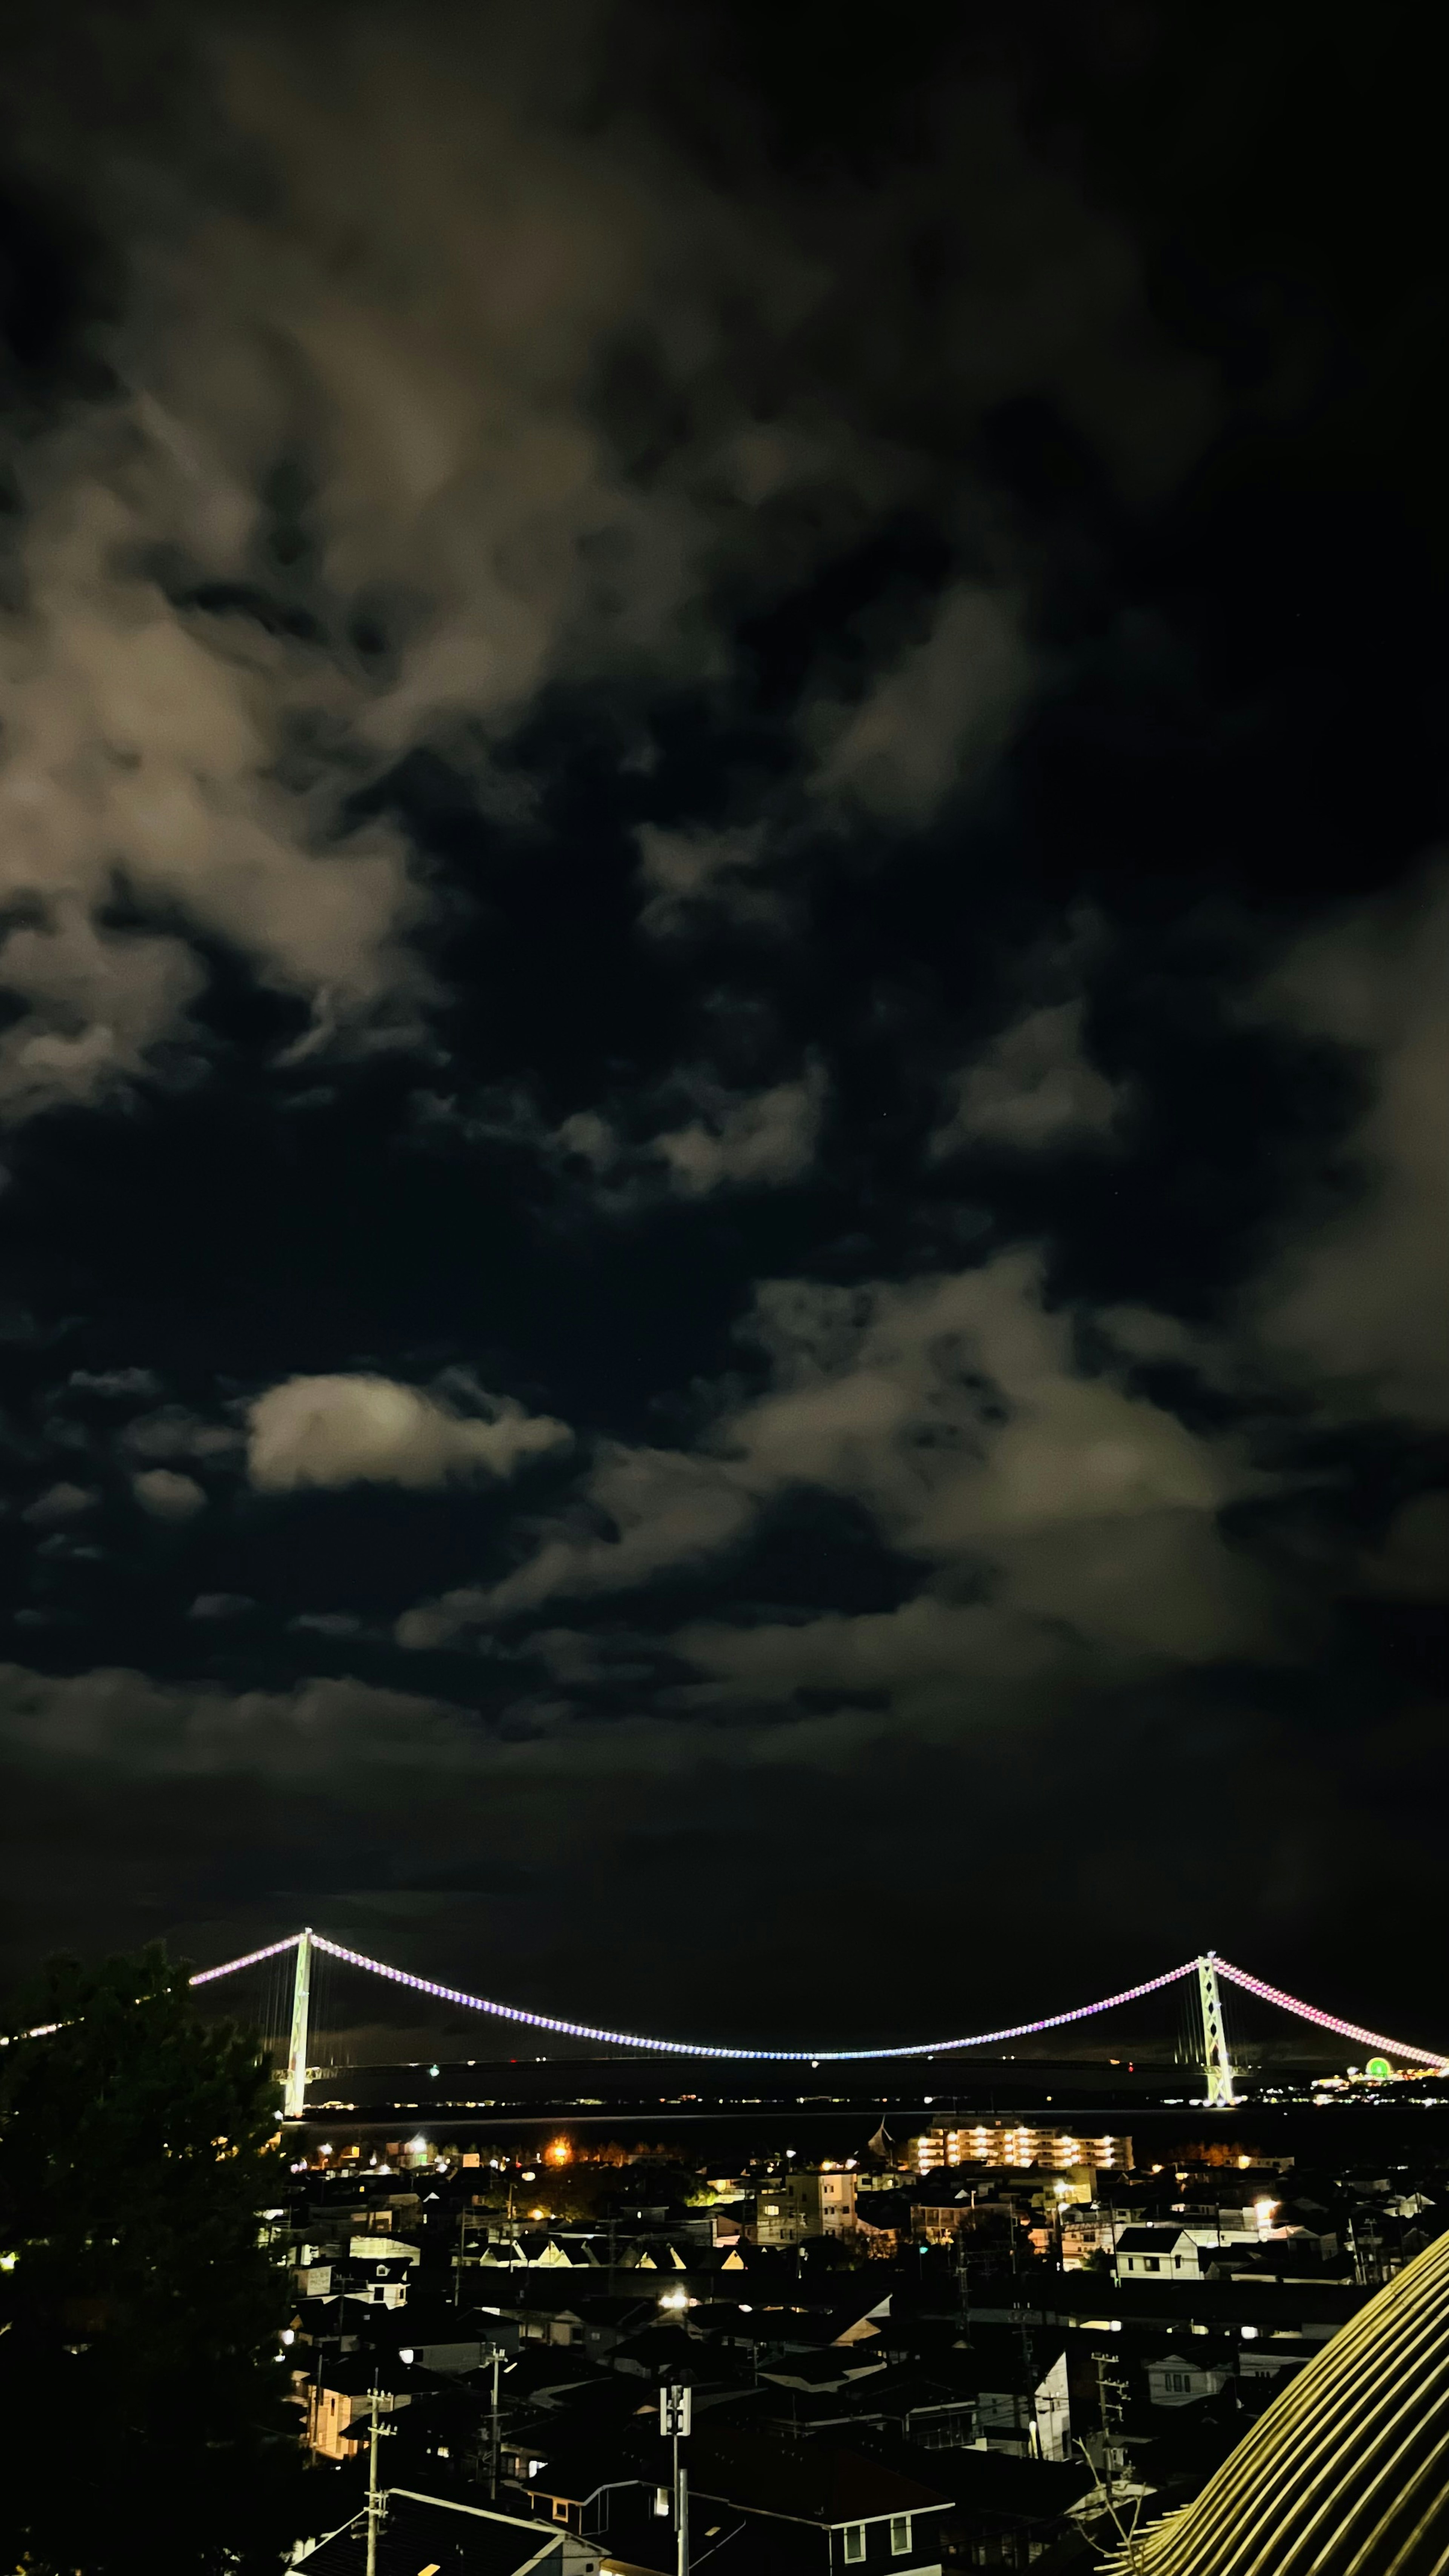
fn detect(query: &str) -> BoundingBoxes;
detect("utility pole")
[365,2378,387,2576]
[1351,2218,1383,2289]
[285,1928,313,2122]
[489,2343,503,2497]
[1083,2349,1144,2571]
[1196,1953,1236,2108]
[1094,2351,1131,2512]
[661,2382,691,2576]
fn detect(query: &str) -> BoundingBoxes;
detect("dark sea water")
[286,2056,1449,2170]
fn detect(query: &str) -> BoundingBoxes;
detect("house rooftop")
[294,2492,589,2575]
[689,2427,951,2527]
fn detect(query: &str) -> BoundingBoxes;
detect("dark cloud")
[1252,869,1449,1424]
[0,0,1444,2042]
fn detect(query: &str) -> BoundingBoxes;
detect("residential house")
[1111,2228,1204,2286]
[518,2446,661,2544]
[906,2181,977,2248]
[304,2357,413,2462]
[974,2347,1071,2464]
[849,2444,1095,2573]
[755,2169,860,2247]
[1146,2348,1235,2408]
[855,2195,909,2259]
[691,2428,952,2570]
[290,2488,600,2574]
[344,2252,419,2313]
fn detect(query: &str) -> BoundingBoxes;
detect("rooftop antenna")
[285,1929,313,2122]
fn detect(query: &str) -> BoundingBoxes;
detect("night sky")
[0,0,1444,2047]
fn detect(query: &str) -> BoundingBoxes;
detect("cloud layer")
[398,1248,1267,1707]
[0,0,1443,2036]
[1,0,1211,1117]
[1257,869,1449,1421]
[247,1375,570,1491]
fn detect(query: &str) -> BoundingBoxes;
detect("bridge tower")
[284,1927,312,2122]
[1196,1951,1235,2106]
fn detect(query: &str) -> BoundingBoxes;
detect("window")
[1165,2371,1191,2394]
[1144,2256,1161,2273]
[843,2527,866,2563]
[891,2515,913,2553]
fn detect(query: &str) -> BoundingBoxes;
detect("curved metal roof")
[1102,2226,1449,2574]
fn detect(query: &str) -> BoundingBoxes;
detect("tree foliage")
[0,1945,305,2573]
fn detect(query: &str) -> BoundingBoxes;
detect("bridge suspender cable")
[179,1930,1449,2095]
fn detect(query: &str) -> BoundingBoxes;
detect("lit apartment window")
[891,2515,912,2553]
[843,2527,866,2563]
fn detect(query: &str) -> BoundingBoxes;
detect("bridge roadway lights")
[185,1925,1449,2081]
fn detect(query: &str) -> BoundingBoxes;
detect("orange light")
[547,2137,572,2165]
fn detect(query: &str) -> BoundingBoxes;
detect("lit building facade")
[754,2165,859,2245]
[911,2122,1133,2174]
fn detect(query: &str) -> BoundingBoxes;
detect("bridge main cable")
[1213,1955,1449,2072]
[11,1930,1430,2078]
[211,1929,1198,2062]
[189,1933,308,1988]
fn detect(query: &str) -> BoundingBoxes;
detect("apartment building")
[911,2123,1133,2176]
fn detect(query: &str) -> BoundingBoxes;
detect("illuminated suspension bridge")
[184,1931,1449,2122]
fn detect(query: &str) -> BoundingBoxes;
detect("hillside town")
[274,2116,1443,2572]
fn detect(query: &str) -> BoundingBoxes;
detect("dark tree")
[0,1945,306,2574]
